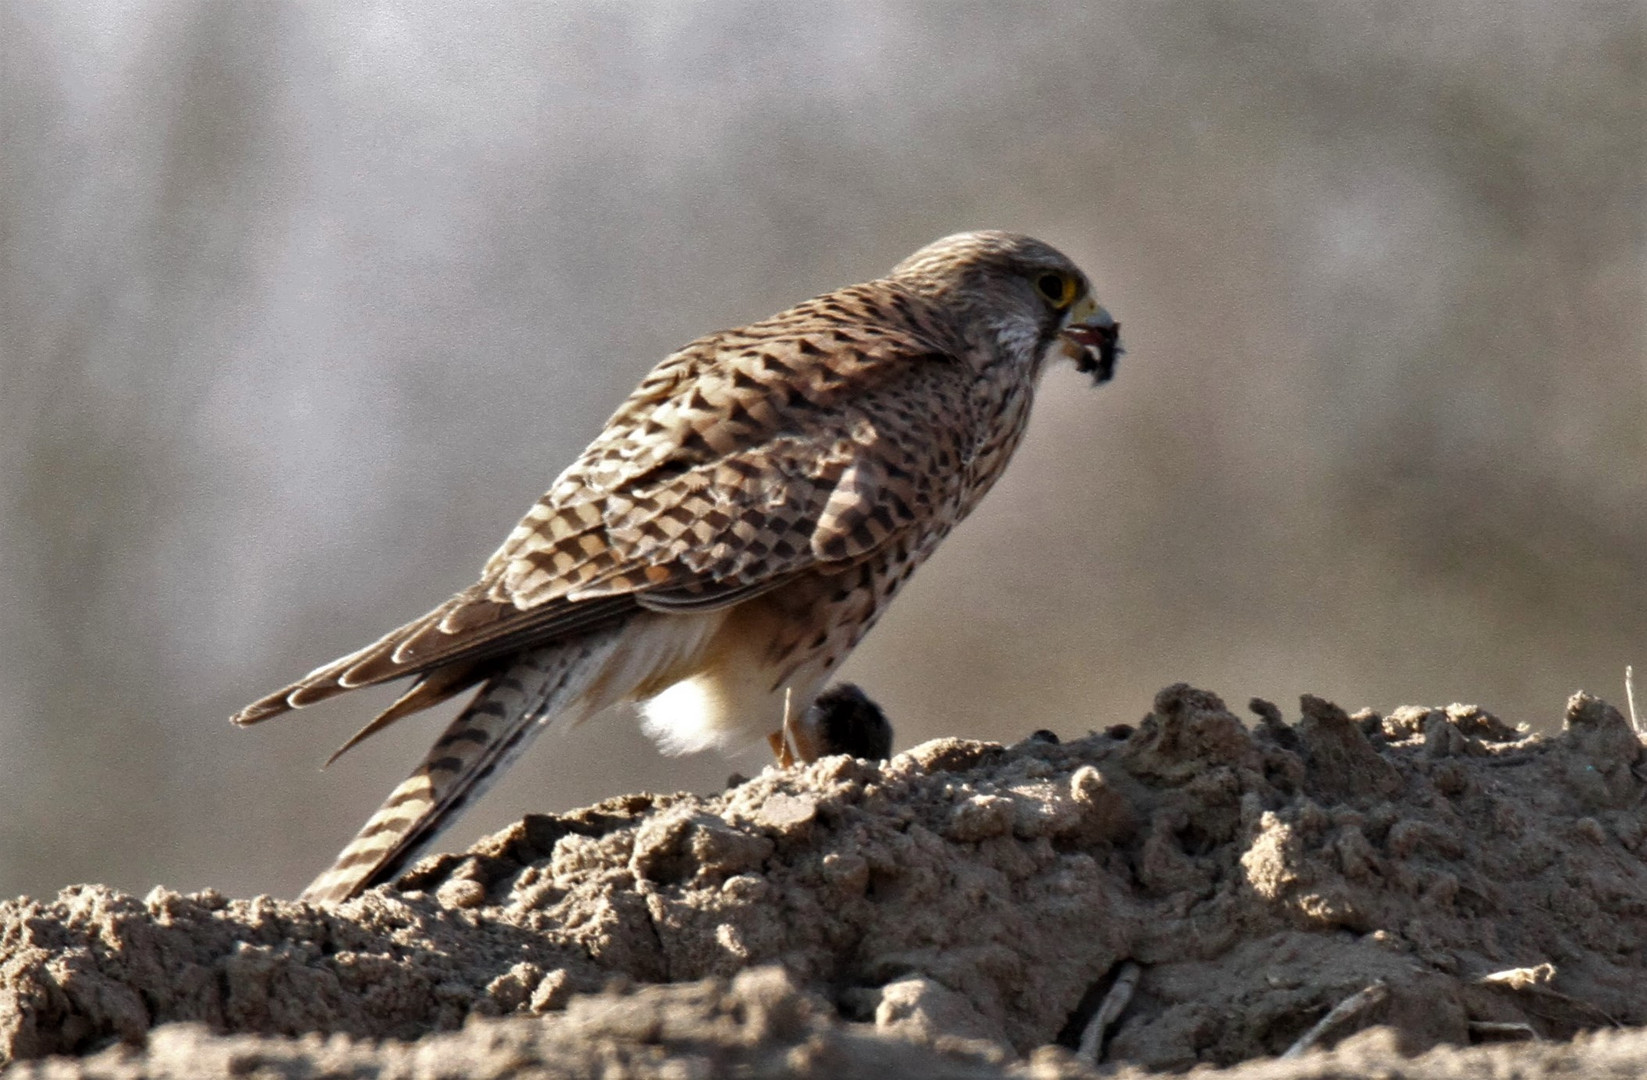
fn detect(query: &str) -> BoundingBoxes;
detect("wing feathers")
[230,592,637,726]
[235,288,967,737]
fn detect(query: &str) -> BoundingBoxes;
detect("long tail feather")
[299,627,626,904]
[322,660,495,768]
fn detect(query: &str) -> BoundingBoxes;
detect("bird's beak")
[1059,296,1123,385]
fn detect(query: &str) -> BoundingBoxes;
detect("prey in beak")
[1060,296,1123,385]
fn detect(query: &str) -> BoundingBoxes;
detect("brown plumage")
[235,231,1122,904]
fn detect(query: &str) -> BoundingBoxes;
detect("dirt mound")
[7,974,1647,1080]
[4,685,1645,1076]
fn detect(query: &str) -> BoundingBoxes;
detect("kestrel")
[235,231,1122,904]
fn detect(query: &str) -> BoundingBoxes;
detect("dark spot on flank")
[678,429,715,457]
[761,354,797,377]
[643,459,694,485]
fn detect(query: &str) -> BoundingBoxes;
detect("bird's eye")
[1035,272,1077,308]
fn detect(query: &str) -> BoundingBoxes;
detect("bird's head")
[890,231,1123,385]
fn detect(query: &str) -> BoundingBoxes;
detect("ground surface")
[4,685,1646,1077]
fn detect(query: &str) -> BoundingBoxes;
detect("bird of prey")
[235,231,1122,904]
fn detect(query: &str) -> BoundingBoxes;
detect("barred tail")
[299,628,626,904]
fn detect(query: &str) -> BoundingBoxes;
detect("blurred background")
[2,1,1642,900]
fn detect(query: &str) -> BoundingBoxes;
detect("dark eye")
[1036,272,1074,308]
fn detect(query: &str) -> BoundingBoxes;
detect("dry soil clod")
[4,686,1647,1077]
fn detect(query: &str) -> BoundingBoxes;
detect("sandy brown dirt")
[4,685,1646,1077]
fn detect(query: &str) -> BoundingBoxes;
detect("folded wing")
[232,289,966,752]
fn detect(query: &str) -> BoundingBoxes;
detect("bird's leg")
[768,687,796,766]
[767,729,795,768]
[766,686,821,767]
[782,685,824,764]
[784,708,821,764]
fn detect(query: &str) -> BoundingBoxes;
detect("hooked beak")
[1059,296,1123,385]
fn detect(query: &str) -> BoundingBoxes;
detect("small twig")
[1078,961,1141,1064]
[1281,981,1389,1058]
